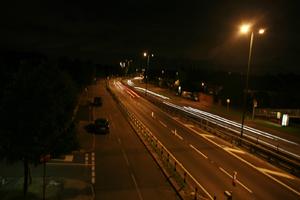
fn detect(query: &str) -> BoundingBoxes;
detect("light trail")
[134,87,170,100]
[162,101,300,159]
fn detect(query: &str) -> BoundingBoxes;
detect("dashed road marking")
[175,133,183,140]
[257,167,295,180]
[189,144,208,159]
[131,173,144,200]
[219,167,253,193]
[184,124,194,128]
[173,116,300,197]
[223,147,245,154]
[91,152,96,184]
[159,120,167,128]
[200,133,215,138]
[122,149,130,166]
[172,130,183,140]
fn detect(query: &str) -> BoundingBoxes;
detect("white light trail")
[134,87,170,100]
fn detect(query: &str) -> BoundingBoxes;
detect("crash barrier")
[138,93,300,177]
[106,81,212,200]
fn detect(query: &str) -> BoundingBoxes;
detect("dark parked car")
[93,97,102,106]
[84,118,109,134]
[94,118,109,134]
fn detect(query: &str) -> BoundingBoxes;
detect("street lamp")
[226,98,231,111]
[143,52,154,95]
[239,23,265,138]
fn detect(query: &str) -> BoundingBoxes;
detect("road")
[89,80,179,200]
[111,79,300,199]
[129,79,300,161]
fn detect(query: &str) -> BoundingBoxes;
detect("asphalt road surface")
[110,79,300,200]
[88,80,180,200]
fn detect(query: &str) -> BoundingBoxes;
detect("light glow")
[240,24,251,34]
[258,29,265,34]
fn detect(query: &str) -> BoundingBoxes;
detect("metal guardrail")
[140,94,300,177]
[255,108,300,118]
[106,81,213,200]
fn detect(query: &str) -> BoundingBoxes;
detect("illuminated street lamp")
[143,52,154,95]
[226,98,231,111]
[239,24,265,138]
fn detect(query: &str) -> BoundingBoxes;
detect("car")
[93,97,102,106]
[94,118,109,134]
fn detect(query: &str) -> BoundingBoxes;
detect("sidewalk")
[0,177,93,200]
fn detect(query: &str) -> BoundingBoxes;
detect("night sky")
[1,1,299,73]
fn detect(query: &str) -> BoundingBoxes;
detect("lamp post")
[240,24,265,138]
[226,98,231,111]
[143,52,154,95]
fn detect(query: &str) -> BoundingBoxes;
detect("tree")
[0,63,78,196]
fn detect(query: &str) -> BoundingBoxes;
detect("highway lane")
[130,80,300,160]
[89,80,179,200]
[111,80,300,199]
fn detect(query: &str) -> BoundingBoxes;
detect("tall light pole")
[240,24,265,138]
[143,52,154,95]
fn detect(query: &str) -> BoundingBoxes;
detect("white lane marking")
[257,168,295,180]
[91,152,96,184]
[223,147,245,154]
[175,133,183,140]
[200,134,215,138]
[185,124,194,128]
[131,173,144,200]
[172,130,183,140]
[174,117,300,196]
[130,108,213,199]
[122,149,130,166]
[219,167,253,193]
[159,120,167,128]
[189,144,208,159]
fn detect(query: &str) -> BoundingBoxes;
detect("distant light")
[258,29,265,34]
[282,114,289,127]
[133,76,143,80]
[151,54,154,57]
[143,52,147,57]
[277,112,281,119]
[240,24,251,34]
[226,98,230,104]
[201,82,205,87]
